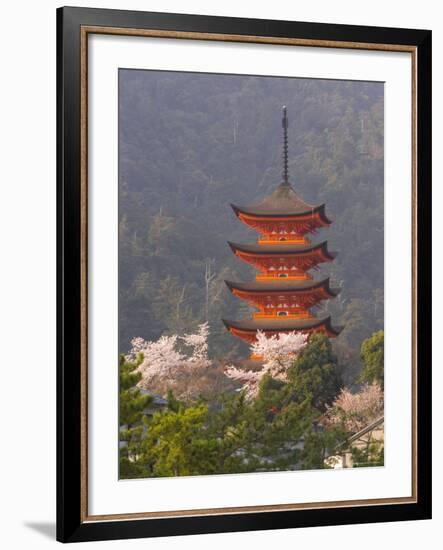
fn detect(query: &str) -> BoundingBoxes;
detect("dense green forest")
[119,69,384,382]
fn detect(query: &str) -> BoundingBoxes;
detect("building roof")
[228,240,337,259]
[231,184,331,222]
[222,315,343,335]
[225,277,340,296]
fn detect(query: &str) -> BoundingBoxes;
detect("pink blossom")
[224,365,262,399]
[225,331,307,399]
[182,322,210,365]
[324,383,384,433]
[252,330,307,378]
[126,324,211,393]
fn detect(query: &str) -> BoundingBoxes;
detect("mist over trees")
[118,69,384,380]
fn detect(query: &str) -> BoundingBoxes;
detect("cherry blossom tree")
[223,365,262,400]
[181,322,210,365]
[126,323,214,401]
[128,334,185,381]
[323,382,384,433]
[224,331,308,399]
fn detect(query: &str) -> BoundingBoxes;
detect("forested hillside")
[119,69,384,382]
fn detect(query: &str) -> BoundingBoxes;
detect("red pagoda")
[223,106,342,344]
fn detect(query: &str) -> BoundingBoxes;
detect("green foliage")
[166,389,181,413]
[119,354,151,425]
[141,405,219,477]
[351,440,384,468]
[119,354,153,479]
[302,424,348,470]
[288,334,342,411]
[205,392,256,474]
[359,330,384,388]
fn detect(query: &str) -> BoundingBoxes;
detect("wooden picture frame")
[57,6,431,543]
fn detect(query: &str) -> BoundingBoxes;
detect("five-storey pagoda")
[223,106,342,344]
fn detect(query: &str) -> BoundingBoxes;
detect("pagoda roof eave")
[230,202,332,224]
[224,277,340,296]
[222,315,343,336]
[227,240,337,259]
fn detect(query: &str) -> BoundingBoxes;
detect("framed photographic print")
[57,6,432,543]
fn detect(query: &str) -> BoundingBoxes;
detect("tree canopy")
[360,330,384,388]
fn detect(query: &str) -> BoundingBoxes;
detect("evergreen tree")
[351,440,384,467]
[359,330,384,388]
[302,424,347,470]
[287,334,342,411]
[141,405,219,477]
[119,354,153,479]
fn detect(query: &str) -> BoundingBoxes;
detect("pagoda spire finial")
[281,105,289,186]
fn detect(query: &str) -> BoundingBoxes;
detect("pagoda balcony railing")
[258,237,308,245]
[255,274,312,281]
[253,311,312,320]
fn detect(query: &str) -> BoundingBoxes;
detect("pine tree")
[119,354,153,479]
[287,334,342,411]
[359,330,384,388]
[141,405,219,477]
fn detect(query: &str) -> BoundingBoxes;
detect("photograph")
[118,69,385,479]
[0,1,434,547]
